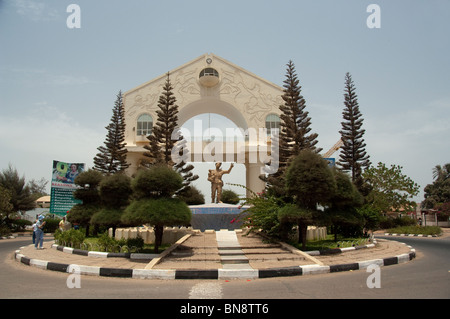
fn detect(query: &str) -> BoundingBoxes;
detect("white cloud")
[3,67,99,87]
[0,106,104,189]
[13,0,60,21]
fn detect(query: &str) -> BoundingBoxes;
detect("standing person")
[31,218,37,244]
[59,217,66,231]
[34,215,46,249]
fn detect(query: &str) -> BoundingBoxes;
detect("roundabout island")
[13,227,416,280]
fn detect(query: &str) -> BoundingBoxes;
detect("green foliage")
[9,218,32,232]
[357,204,382,231]
[90,208,123,227]
[99,173,132,207]
[238,188,291,240]
[221,189,240,205]
[329,168,363,208]
[379,216,417,229]
[293,235,372,251]
[285,150,336,209]
[72,169,103,203]
[0,164,35,215]
[122,197,191,253]
[278,204,314,224]
[126,165,188,253]
[434,202,450,220]
[69,169,103,236]
[126,235,145,250]
[142,73,179,166]
[54,228,85,248]
[324,169,365,240]
[279,60,320,157]
[42,217,60,233]
[132,166,183,199]
[363,162,420,214]
[93,91,130,174]
[67,204,99,231]
[422,163,450,209]
[0,186,13,227]
[338,72,371,191]
[262,60,321,196]
[176,185,205,205]
[96,231,118,251]
[277,203,316,248]
[122,198,191,227]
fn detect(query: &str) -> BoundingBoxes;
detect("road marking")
[189,282,223,299]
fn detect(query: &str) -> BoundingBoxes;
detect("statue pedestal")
[189,203,249,231]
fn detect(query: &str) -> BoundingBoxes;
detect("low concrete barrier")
[111,226,199,244]
[111,225,327,244]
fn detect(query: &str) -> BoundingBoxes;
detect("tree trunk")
[332,225,338,242]
[154,225,164,253]
[298,223,308,250]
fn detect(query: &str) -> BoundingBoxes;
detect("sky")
[1,0,449,203]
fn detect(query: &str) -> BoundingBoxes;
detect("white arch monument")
[123,53,283,196]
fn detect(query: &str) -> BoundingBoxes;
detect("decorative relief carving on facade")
[219,68,281,128]
[173,69,200,104]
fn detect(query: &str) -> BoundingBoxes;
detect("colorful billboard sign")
[50,160,85,216]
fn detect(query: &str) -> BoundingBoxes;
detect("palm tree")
[432,164,450,181]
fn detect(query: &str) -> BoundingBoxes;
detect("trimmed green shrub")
[221,189,240,204]
[54,228,85,248]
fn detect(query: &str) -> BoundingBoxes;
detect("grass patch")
[290,234,372,251]
[80,237,170,254]
[385,225,442,236]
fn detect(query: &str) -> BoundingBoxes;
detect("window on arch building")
[137,114,153,136]
[265,114,280,135]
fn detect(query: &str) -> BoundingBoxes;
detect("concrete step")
[218,246,242,251]
[219,249,245,256]
[220,255,249,263]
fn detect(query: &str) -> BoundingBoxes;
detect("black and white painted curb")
[14,242,416,280]
[383,233,439,238]
[51,243,159,260]
[305,240,377,256]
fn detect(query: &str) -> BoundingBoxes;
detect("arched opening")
[180,112,247,203]
[178,99,248,131]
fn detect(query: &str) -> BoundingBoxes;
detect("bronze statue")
[208,162,234,203]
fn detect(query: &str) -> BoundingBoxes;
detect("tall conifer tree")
[93,91,129,175]
[142,73,198,189]
[262,60,320,196]
[143,73,179,166]
[279,60,321,163]
[339,72,371,190]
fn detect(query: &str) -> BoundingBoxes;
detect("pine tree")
[262,61,320,196]
[171,128,199,193]
[142,73,198,189]
[93,91,129,175]
[280,60,320,155]
[338,72,371,190]
[142,73,179,166]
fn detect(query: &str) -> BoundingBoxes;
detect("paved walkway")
[14,230,416,279]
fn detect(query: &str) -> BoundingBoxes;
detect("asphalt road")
[1,234,448,302]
